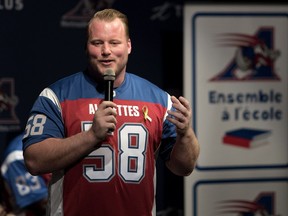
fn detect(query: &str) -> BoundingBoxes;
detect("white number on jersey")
[82,123,148,183]
[15,173,42,196]
[24,114,47,138]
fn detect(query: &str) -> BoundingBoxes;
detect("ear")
[127,39,132,54]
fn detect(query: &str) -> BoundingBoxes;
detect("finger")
[170,95,180,105]
[106,115,117,124]
[104,107,117,117]
[167,110,186,122]
[99,101,117,110]
[170,96,191,118]
[178,96,191,111]
[106,116,117,133]
[167,112,189,131]
[166,115,186,130]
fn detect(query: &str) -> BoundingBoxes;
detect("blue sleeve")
[23,88,65,150]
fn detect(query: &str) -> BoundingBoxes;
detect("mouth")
[100,59,114,65]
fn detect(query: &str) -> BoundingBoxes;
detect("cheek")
[87,46,100,57]
[114,47,130,58]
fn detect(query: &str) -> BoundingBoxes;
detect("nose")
[101,43,111,56]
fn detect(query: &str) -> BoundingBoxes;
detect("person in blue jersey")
[0,133,49,216]
[22,8,200,216]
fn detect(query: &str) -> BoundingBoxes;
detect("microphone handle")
[104,80,114,133]
[105,80,114,101]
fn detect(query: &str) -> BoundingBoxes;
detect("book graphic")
[222,128,271,148]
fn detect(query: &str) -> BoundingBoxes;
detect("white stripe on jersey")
[1,150,23,175]
[48,170,65,216]
[40,88,63,115]
[164,93,172,121]
[152,166,156,216]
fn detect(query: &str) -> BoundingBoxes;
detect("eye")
[110,40,121,46]
[90,40,103,46]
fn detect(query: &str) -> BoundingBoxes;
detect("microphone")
[103,69,115,134]
[103,69,115,101]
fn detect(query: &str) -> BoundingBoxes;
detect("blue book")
[225,128,271,140]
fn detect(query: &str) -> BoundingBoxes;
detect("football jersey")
[1,134,48,214]
[23,71,177,216]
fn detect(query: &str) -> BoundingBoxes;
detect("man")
[23,8,200,216]
[1,133,49,216]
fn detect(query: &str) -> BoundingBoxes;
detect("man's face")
[87,18,131,83]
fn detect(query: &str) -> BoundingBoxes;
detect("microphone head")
[103,69,115,81]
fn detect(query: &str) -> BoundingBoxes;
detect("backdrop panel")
[184,4,288,216]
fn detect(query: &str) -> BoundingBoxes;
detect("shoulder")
[49,71,86,89]
[126,72,166,95]
[40,71,96,102]
[125,72,170,105]
[127,73,160,87]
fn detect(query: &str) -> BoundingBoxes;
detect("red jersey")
[23,72,177,216]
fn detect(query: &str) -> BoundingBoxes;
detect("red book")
[223,135,269,148]
[225,128,271,141]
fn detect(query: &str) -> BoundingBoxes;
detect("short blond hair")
[88,8,130,38]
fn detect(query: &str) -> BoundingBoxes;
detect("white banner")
[184,4,288,216]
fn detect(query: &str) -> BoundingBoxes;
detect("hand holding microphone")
[90,69,117,141]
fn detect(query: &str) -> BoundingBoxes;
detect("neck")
[86,67,126,88]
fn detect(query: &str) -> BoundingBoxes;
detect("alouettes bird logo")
[210,28,281,81]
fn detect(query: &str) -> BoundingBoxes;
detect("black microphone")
[103,69,115,101]
[103,69,116,134]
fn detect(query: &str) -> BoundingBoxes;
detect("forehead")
[88,18,126,38]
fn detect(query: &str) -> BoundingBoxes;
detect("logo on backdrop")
[60,0,116,28]
[222,127,272,149]
[216,192,279,216]
[60,0,183,28]
[150,2,182,21]
[210,27,280,81]
[208,27,284,123]
[0,0,24,11]
[0,78,20,132]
